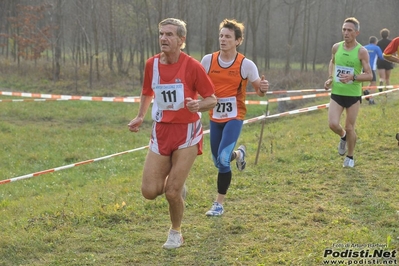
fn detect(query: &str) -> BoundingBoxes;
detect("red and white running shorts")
[149,119,203,156]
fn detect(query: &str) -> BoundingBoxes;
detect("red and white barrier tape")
[0,91,329,105]
[1,88,398,185]
[268,92,330,103]
[246,85,399,95]
[2,97,270,105]
[0,98,70,102]
[0,91,141,103]
[362,85,399,90]
[1,89,321,98]
[2,84,398,102]
[0,146,148,185]
[244,87,399,123]
[247,88,329,95]
[245,103,330,124]
[362,87,399,98]
[244,92,330,105]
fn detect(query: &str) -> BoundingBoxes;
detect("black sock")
[346,156,353,160]
[230,151,237,162]
[217,171,232,195]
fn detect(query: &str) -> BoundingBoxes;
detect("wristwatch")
[352,74,357,81]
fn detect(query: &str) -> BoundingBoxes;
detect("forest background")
[0,0,399,95]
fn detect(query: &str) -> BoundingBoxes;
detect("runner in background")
[383,36,399,64]
[324,17,372,168]
[377,28,394,89]
[382,36,399,144]
[363,36,384,104]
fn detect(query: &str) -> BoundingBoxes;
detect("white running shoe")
[162,230,183,249]
[205,202,224,216]
[338,138,347,156]
[236,145,247,171]
[343,157,355,168]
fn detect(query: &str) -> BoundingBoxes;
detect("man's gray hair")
[159,18,187,49]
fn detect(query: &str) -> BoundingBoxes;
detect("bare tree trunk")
[144,0,156,56]
[91,0,100,81]
[312,1,322,71]
[245,0,266,67]
[300,0,308,72]
[139,39,144,83]
[85,35,89,66]
[204,0,213,54]
[107,0,115,72]
[156,0,164,55]
[0,0,10,56]
[284,0,302,76]
[182,0,189,54]
[264,0,272,70]
[77,34,82,66]
[204,0,221,54]
[54,0,62,81]
[304,0,311,72]
[16,26,19,67]
[1,0,17,58]
[89,47,92,89]
[74,57,79,93]
[116,42,124,75]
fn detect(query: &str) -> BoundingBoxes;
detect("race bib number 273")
[212,97,238,119]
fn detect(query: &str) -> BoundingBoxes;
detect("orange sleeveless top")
[208,52,248,123]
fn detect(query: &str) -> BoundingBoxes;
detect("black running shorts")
[331,94,361,108]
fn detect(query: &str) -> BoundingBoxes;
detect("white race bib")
[153,83,185,111]
[212,97,237,119]
[335,65,354,84]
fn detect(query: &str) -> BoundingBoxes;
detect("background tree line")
[0,0,398,90]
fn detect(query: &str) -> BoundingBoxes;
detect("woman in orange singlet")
[201,19,269,217]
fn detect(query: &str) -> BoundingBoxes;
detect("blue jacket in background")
[364,43,384,71]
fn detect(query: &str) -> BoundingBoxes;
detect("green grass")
[1,69,399,265]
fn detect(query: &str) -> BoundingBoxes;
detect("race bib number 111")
[154,83,184,111]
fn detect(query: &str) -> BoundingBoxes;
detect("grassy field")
[1,70,399,265]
